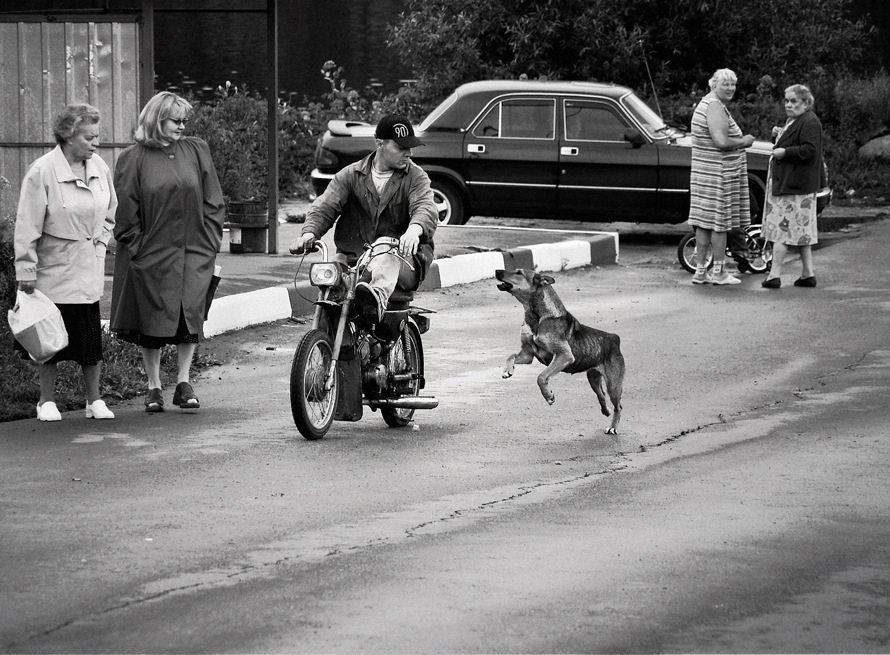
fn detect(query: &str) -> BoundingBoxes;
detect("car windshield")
[620,92,677,138]
[417,91,460,132]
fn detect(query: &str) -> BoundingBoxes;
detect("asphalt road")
[2,216,890,653]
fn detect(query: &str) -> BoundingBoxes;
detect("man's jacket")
[303,152,438,284]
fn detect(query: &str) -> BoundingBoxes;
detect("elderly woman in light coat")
[14,103,117,421]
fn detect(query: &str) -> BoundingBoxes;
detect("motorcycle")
[288,239,438,440]
[677,224,772,275]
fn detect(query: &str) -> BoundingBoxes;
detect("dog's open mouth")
[496,281,512,291]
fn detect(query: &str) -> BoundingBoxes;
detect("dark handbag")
[204,266,221,320]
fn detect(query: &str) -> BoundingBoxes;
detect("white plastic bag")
[7,289,69,363]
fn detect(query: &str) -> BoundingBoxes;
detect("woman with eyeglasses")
[111,91,225,412]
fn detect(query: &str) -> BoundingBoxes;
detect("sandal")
[173,382,200,409]
[144,388,164,413]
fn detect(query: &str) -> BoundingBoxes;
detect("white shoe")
[85,399,115,419]
[711,270,741,285]
[37,401,62,422]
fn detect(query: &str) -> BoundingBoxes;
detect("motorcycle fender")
[335,358,363,422]
[406,320,426,390]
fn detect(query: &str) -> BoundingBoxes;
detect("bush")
[655,71,890,203]
[187,81,348,201]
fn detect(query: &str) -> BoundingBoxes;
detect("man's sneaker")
[711,270,742,285]
[355,282,384,322]
[692,269,712,284]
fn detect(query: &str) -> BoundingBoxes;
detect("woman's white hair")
[708,68,738,90]
[786,84,815,110]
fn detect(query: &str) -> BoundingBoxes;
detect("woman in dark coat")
[761,84,824,289]
[111,91,225,411]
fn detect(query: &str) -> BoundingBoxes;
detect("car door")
[462,97,558,218]
[557,98,660,221]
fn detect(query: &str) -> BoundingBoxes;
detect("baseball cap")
[375,114,424,148]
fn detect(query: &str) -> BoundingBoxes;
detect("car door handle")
[467,144,486,154]
[560,146,579,156]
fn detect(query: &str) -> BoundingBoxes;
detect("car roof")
[423,79,636,132]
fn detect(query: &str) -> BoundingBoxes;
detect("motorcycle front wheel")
[290,328,338,440]
[381,325,422,428]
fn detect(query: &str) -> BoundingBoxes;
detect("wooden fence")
[0,17,140,213]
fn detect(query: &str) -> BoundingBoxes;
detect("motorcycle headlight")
[309,262,342,287]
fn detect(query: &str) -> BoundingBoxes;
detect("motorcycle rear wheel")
[381,325,422,428]
[290,328,338,440]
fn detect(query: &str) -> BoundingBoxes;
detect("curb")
[204,233,618,338]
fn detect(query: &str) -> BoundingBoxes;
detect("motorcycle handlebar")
[289,240,328,260]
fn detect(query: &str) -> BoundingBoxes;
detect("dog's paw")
[605,428,618,435]
[502,369,514,379]
[543,393,555,405]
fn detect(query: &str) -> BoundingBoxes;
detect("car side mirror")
[623,128,645,148]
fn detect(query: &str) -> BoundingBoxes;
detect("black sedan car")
[310,80,774,225]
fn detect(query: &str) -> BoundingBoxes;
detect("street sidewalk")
[157,199,886,338]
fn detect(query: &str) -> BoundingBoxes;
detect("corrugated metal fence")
[0,17,140,211]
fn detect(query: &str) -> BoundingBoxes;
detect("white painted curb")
[434,251,507,287]
[204,287,292,337]
[525,239,594,272]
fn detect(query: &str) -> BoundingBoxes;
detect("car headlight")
[309,262,342,287]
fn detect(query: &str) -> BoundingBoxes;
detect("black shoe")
[173,382,200,409]
[761,277,781,289]
[793,276,817,287]
[144,388,164,413]
[355,282,384,322]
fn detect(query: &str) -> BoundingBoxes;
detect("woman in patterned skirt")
[760,85,823,289]
[688,68,757,285]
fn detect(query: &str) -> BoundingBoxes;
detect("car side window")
[564,100,630,142]
[472,99,555,139]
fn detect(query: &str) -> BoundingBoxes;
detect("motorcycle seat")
[388,287,414,310]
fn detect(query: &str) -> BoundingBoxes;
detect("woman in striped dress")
[688,68,756,285]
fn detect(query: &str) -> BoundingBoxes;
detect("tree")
[388,0,873,106]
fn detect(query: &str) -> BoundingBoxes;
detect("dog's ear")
[536,273,556,286]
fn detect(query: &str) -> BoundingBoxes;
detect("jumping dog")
[495,268,625,434]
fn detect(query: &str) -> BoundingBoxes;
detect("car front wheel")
[430,178,467,225]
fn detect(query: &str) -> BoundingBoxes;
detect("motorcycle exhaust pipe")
[366,396,439,410]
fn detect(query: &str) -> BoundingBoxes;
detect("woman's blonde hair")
[53,104,100,145]
[134,91,192,148]
[786,84,815,110]
[708,68,738,90]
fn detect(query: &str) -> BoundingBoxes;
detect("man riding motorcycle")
[290,114,438,321]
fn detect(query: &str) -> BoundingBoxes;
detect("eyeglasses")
[165,117,189,126]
